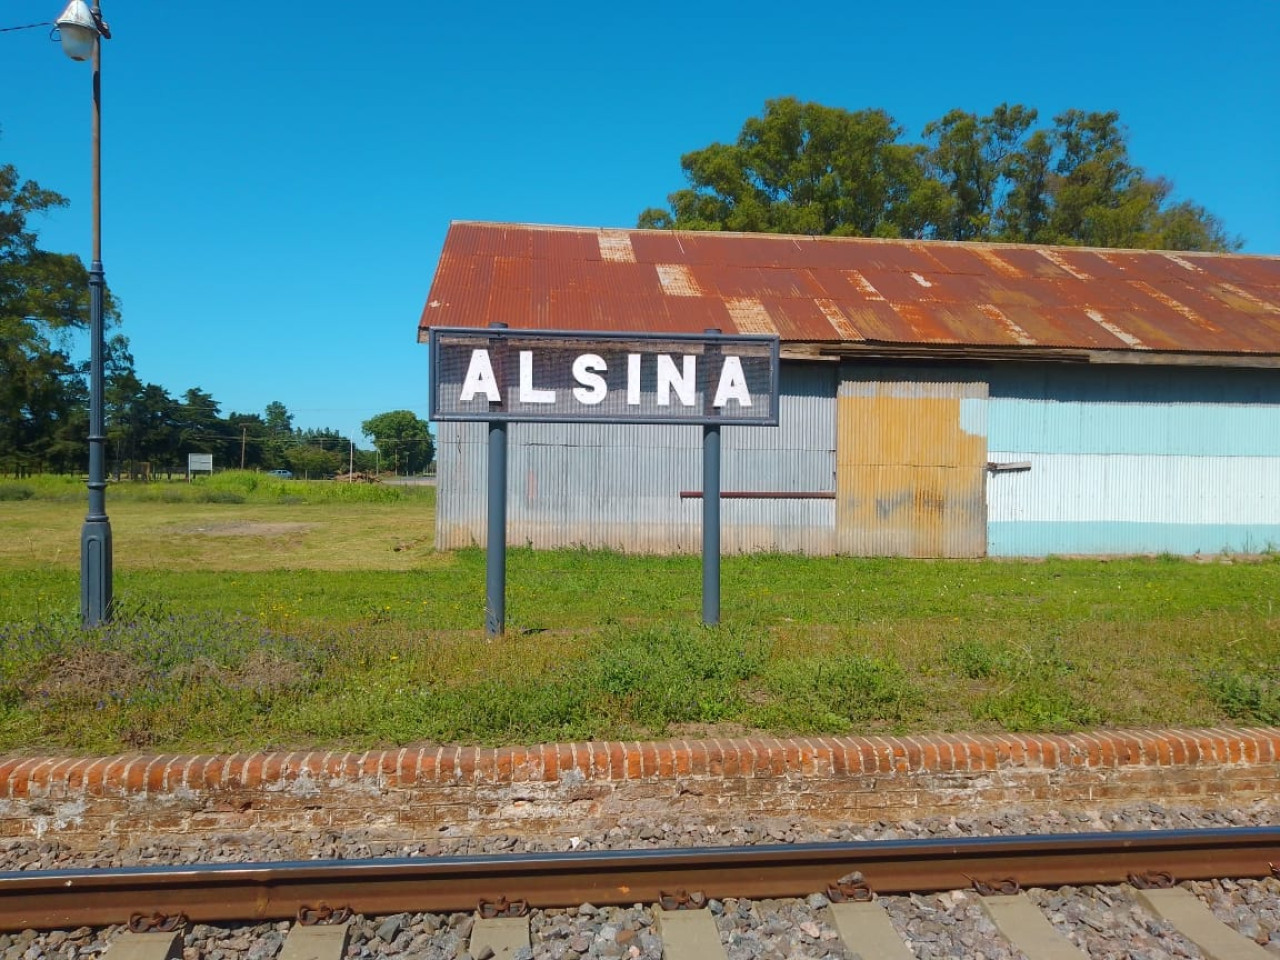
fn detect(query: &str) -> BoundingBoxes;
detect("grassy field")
[1,472,1277,754]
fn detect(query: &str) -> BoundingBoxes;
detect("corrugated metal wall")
[987,364,1280,555]
[437,358,1280,558]
[835,364,988,557]
[435,363,838,553]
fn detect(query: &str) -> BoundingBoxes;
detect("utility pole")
[240,426,247,469]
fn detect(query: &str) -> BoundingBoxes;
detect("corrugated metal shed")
[420,222,1280,361]
[435,364,837,554]
[422,222,1280,559]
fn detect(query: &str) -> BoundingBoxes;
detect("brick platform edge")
[1,727,1278,848]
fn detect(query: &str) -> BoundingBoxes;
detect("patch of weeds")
[955,632,1100,731]
[280,668,598,746]
[0,598,332,751]
[973,688,1100,732]
[947,637,1009,679]
[0,610,80,677]
[590,624,768,730]
[1202,665,1280,723]
[416,675,596,744]
[0,483,35,501]
[197,489,246,504]
[0,678,24,712]
[756,653,921,734]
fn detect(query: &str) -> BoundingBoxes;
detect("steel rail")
[2,827,1278,930]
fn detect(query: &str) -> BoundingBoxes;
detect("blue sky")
[4,0,1278,435]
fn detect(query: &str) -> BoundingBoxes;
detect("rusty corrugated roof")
[418,222,1280,359]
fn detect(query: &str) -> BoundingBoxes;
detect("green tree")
[638,97,947,239]
[640,100,1239,252]
[287,442,343,479]
[997,129,1054,243]
[924,104,1037,241]
[262,400,295,469]
[0,314,85,475]
[103,335,141,479]
[123,383,179,478]
[226,412,268,470]
[1,160,114,329]
[1,157,118,474]
[286,428,348,478]
[361,410,434,475]
[102,339,180,480]
[1046,109,1142,246]
[178,387,229,468]
[264,400,293,436]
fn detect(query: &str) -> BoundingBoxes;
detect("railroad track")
[2,826,1278,959]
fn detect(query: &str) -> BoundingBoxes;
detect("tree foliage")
[1,161,96,474]
[361,410,434,475]
[639,98,1240,252]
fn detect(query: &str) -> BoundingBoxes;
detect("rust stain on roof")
[1085,308,1145,349]
[814,299,864,341]
[1127,280,1219,334]
[842,269,887,301]
[1163,253,1204,274]
[1038,249,1093,281]
[419,222,1280,357]
[977,303,1037,346]
[971,247,1027,280]
[1216,282,1280,315]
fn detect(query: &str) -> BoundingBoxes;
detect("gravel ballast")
[2,800,1278,958]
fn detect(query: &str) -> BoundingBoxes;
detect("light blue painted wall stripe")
[989,522,1280,557]
[988,363,1280,457]
[989,399,1280,456]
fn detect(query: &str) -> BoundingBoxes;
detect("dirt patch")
[174,521,315,537]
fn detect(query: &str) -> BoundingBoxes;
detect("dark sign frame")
[428,327,781,426]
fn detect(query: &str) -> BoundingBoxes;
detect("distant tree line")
[639,99,1239,251]
[1,152,433,479]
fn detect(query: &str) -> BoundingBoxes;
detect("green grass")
[7,470,432,506]
[1,482,1278,753]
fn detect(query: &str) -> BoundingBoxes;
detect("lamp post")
[56,0,113,626]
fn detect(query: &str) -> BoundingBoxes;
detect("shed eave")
[805,341,1280,369]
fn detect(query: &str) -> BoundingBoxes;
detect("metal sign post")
[429,327,780,635]
[702,420,721,626]
[484,323,508,636]
[701,328,722,627]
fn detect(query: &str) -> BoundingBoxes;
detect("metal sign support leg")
[702,422,720,626]
[486,417,507,637]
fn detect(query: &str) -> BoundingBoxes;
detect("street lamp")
[56,0,112,626]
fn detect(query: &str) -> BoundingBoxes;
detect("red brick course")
[1,727,1277,849]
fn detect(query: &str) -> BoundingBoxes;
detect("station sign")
[428,327,780,425]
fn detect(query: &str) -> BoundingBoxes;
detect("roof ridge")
[445,220,1280,262]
